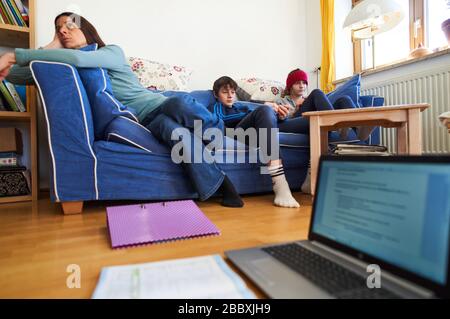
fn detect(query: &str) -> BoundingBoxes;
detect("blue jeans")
[278,89,357,134]
[144,95,226,201]
[232,104,279,159]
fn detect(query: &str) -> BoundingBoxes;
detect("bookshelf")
[0,0,37,204]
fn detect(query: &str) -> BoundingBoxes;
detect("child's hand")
[277,104,290,119]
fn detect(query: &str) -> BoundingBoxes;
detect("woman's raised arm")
[0,44,125,82]
[14,45,125,70]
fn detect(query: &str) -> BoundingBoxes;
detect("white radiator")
[361,66,450,154]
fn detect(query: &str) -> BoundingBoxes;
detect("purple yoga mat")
[106,200,220,249]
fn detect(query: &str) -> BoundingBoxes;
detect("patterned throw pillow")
[128,57,193,91]
[236,78,285,102]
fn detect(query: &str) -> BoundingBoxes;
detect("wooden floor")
[0,193,313,298]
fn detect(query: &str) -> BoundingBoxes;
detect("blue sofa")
[30,61,384,214]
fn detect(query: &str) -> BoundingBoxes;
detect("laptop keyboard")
[263,244,401,299]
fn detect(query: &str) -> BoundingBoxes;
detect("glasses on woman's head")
[56,20,79,32]
[66,21,79,30]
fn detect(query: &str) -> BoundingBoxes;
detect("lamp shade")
[343,0,405,39]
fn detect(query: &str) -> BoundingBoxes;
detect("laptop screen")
[312,159,450,286]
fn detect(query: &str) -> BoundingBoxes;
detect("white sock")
[268,165,300,208]
[301,163,312,194]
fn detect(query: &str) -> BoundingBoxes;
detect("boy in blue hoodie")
[208,76,300,209]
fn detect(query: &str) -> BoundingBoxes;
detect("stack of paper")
[333,144,390,156]
[92,255,255,299]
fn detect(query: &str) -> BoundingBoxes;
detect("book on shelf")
[0,152,21,167]
[0,0,13,24]
[14,84,26,105]
[14,0,28,25]
[0,93,8,111]
[5,0,26,26]
[1,0,16,25]
[0,164,26,171]
[0,80,26,112]
[4,81,26,112]
[0,0,28,27]
[0,157,18,166]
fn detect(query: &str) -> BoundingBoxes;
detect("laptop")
[226,156,450,299]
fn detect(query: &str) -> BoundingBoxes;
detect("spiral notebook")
[106,200,220,249]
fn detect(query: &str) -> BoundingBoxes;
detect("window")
[359,0,410,70]
[352,0,450,73]
[425,0,450,50]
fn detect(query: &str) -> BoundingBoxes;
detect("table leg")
[407,109,423,155]
[321,129,329,154]
[397,123,408,154]
[309,116,324,196]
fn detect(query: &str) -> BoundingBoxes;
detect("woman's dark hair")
[54,12,106,48]
[213,76,238,95]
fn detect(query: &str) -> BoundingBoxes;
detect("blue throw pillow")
[162,90,216,108]
[190,90,216,107]
[327,74,361,107]
[77,44,138,140]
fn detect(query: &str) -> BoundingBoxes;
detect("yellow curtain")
[320,0,336,93]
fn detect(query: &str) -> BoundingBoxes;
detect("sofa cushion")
[104,116,171,154]
[327,74,361,107]
[236,78,285,102]
[279,133,310,148]
[77,44,138,140]
[128,57,193,91]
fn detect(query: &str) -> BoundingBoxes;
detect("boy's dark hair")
[55,12,106,48]
[213,76,238,95]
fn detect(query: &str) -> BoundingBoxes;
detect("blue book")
[14,85,26,106]
[0,152,18,159]
[5,0,24,26]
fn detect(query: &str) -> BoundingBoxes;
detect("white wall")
[35,0,319,89]
[31,0,322,188]
[305,0,323,90]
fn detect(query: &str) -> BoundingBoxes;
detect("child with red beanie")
[274,69,373,142]
[274,69,310,120]
[272,69,357,124]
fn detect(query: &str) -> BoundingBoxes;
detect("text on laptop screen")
[313,160,450,286]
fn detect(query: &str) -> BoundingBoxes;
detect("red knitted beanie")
[286,69,309,92]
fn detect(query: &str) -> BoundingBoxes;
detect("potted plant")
[443,1,450,45]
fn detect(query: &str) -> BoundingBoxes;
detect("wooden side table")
[303,104,430,196]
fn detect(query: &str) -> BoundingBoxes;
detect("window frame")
[352,0,425,73]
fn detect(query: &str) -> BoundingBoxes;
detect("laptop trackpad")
[247,257,333,299]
